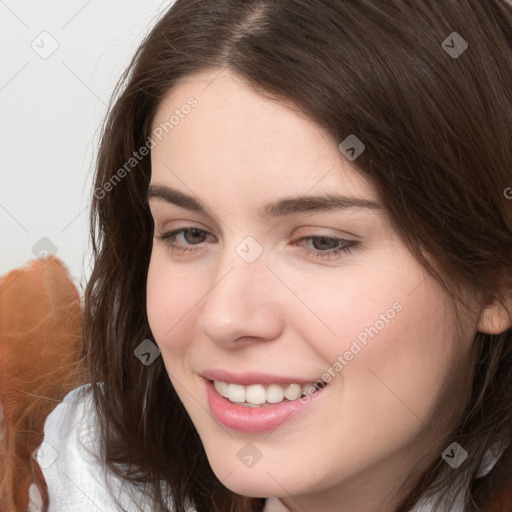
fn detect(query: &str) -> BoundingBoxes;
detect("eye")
[294,236,360,260]
[156,227,214,254]
[156,228,360,261]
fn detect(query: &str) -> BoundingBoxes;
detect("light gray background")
[1,0,173,293]
[3,0,512,293]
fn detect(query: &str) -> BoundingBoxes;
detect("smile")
[213,380,327,407]
[204,375,329,433]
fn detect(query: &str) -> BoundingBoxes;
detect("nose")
[198,250,285,348]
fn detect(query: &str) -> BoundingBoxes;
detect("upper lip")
[201,369,325,386]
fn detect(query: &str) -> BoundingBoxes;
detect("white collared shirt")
[37,385,182,512]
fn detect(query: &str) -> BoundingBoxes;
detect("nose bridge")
[198,239,283,344]
[210,233,270,301]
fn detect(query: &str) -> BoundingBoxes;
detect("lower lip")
[204,379,326,434]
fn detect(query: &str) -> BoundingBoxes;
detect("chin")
[215,471,287,498]
[204,449,308,498]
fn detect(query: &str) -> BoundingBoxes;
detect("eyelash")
[156,227,360,261]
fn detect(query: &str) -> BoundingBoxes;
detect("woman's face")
[146,69,480,510]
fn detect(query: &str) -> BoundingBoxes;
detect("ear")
[477,290,512,335]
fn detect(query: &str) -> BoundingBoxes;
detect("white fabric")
[38,385,179,512]
[39,385,502,512]
[27,482,44,512]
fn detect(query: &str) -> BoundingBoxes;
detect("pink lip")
[201,368,324,386]
[203,378,327,434]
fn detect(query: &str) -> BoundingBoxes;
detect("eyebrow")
[147,184,383,217]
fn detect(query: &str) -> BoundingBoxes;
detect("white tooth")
[302,383,315,396]
[283,383,302,400]
[227,383,246,403]
[245,384,267,405]
[266,384,285,403]
[218,380,324,405]
[214,380,229,398]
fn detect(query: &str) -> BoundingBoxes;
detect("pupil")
[186,229,204,244]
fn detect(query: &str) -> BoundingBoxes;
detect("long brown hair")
[84,1,512,510]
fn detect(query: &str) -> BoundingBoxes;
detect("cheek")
[325,274,464,444]
[146,250,203,352]
[277,247,407,365]
[292,248,463,422]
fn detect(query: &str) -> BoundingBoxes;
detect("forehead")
[150,69,378,206]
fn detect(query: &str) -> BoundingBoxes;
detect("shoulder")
[38,384,186,512]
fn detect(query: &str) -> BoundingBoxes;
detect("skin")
[146,69,510,512]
